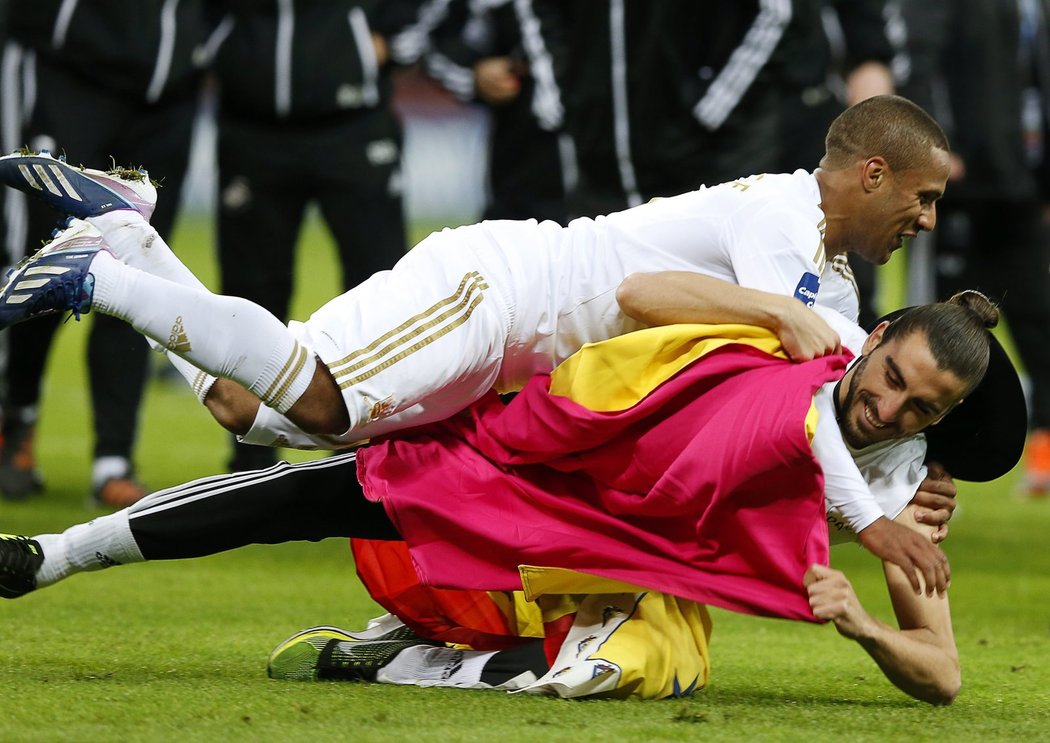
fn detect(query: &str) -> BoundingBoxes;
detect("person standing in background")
[897,0,1050,495]
[523,1,790,219]
[425,0,571,225]
[204,0,426,472]
[0,0,208,506]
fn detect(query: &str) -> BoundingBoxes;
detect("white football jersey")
[809,310,927,539]
[462,170,847,389]
[256,171,868,459]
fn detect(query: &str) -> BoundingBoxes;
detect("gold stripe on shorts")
[329,271,488,390]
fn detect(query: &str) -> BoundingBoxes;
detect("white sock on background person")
[87,251,315,414]
[92,456,133,489]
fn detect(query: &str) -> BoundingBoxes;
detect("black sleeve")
[423,0,483,100]
[835,0,897,72]
[895,0,952,114]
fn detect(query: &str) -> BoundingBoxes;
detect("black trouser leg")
[127,452,398,560]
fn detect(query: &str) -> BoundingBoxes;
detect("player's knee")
[205,379,262,435]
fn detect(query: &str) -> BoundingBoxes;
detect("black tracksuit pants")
[127,452,397,559]
[3,54,198,462]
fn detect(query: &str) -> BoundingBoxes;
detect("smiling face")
[848,147,951,265]
[836,324,968,449]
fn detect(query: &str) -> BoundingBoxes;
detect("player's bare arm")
[615,271,842,361]
[806,504,960,705]
[857,515,950,596]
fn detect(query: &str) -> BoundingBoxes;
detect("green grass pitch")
[0,215,1048,741]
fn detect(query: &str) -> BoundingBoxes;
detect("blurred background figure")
[204,0,426,472]
[0,0,208,506]
[524,1,790,219]
[425,0,571,225]
[898,0,1050,495]
[775,0,906,328]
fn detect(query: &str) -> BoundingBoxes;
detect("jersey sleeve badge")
[793,272,820,307]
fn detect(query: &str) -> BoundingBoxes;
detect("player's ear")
[862,321,889,355]
[862,157,889,192]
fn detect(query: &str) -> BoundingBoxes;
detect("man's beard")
[837,354,871,449]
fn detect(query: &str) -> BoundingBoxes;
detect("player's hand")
[804,564,872,638]
[372,33,389,67]
[911,461,957,543]
[857,516,950,596]
[775,300,842,361]
[474,57,521,104]
[844,61,894,106]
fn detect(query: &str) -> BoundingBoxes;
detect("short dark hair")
[821,95,949,172]
[882,290,999,394]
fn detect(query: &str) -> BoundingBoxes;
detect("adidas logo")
[18,162,83,201]
[167,315,192,353]
[95,551,122,568]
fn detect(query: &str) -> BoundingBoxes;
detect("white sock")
[90,211,219,403]
[165,350,218,404]
[88,211,206,289]
[88,251,315,413]
[91,456,131,490]
[34,510,144,588]
[376,646,496,689]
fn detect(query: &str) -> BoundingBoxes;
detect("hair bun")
[949,289,1000,329]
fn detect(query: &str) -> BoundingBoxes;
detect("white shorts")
[239,219,641,450]
[284,230,516,446]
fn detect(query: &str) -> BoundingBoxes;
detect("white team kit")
[250,170,860,448]
[808,309,927,535]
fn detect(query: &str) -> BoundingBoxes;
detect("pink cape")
[357,344,847,622]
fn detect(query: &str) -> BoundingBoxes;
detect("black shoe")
[267,623,432,681]
[0,533,44,598]
[0,411,43,501]
[92,476,148,508]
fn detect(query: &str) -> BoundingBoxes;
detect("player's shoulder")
[715,171,823,227]
[633,171,816,218]
[716,170,817,199]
